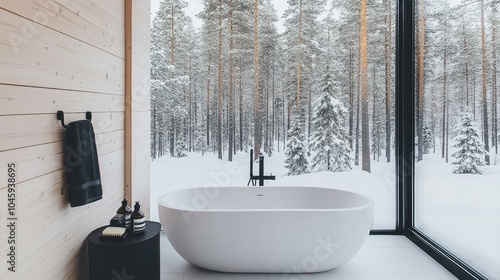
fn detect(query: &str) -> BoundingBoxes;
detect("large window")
[149,0,500,277]
[413,0,500,278]
[149,0,397,230]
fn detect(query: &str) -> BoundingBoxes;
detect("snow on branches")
[452,112,486,174]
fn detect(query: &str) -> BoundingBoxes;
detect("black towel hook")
[57,110,92,128]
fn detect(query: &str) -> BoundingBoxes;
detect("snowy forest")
[150,0,500,175]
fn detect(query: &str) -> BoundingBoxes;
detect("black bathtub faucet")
[247,149,276,186]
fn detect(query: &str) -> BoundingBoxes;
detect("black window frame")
[376,1,491,279]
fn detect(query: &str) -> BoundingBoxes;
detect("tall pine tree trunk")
[492,5,498,155]
[265,63,270,153]
[349,48,354,149]
[443,14,449,162]
[385,0,392,162]
[206,50,211,147]
[170,115,175,156]
[283,66,287,148]
[170,3,175,65]
[373,67,378,161]
[360,0,370,172]
[287,94,291,131]
[158,115,163,156]
[189,54,193,152]
[228,0,234,161]
[253,0,261,160]
[416,0,425,162]
[194,76,198,152]
[217,0,223,160]
[431,101,436,154]
[473,63,476,119]
[297,0,303,118]
[442,69,447,160]
[446,86,450,163]
[355,85,360,166]
[272,61,276,148]
[239,61,243,151]
[308,60,313,139]
[462,20,470,108]
[481,0,490,164]
[277,65,280,153]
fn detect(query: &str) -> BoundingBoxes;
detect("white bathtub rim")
[158,186,374,213]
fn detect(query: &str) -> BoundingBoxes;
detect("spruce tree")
[264,142,274,157]
[423,125,433,154]
[284,117,309,175]
[195,122,207,156]
[452,112,485,174]
[175,131,188,158]
[309,67,352,172]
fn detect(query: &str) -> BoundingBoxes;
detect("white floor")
[159,233,457,280]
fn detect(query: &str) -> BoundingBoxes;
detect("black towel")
[64,120,103,207]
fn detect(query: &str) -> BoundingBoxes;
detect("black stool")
[87,221,161,280]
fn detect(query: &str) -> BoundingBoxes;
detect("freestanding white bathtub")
[158,186,374,273]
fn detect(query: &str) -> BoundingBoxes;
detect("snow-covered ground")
[150,150,500,278]
[415,154,500,279]
[150,150,396,228]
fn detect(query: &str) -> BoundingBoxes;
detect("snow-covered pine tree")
[371,117,384,162]
[264,141,274,157]
[284,117,309,175]
[175,130,188,158]
[423,125,433,154]
[452,112,485,174]
[195,121,207,156]
[309,67,352,172]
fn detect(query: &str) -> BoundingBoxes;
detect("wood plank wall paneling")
[0,85,125,115]
[0,128,124,191]
[0,8,124,94]
[0,112,124,153]
[0,149,124,258]
[0,0,124,56]
[0,0,150,279]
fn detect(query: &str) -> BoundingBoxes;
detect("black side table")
[87,221,161,280]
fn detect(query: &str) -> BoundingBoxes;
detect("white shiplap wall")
[0,0,150,279]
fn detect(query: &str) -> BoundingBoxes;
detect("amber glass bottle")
[117,199,132,231]
[131,201,146,233]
